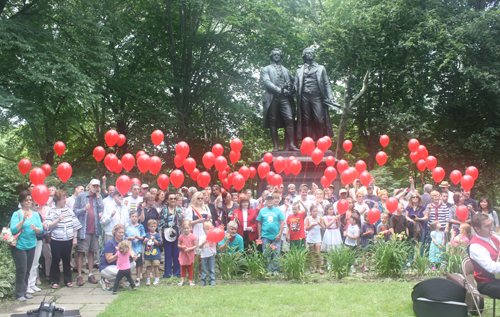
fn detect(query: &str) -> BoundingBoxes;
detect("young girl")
[449,223,471,247]
[125,211,145,286]
[429,221,445,269]
[143,219,161,286]
[321,204,342,252]
[112,240,137,294]
[344,215,360,249]
[305,205,325,274]
[198,222,216,286]
[178,220,198,286]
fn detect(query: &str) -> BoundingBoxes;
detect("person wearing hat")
[363,184,379,209]
[333,189,349,213]
[439,181,455,205]
[140,184,149,197]
[73,179,104,286]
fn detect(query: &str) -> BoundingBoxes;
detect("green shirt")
[10,210,42,250]
[256,207,285,240]
[218,232,244,253]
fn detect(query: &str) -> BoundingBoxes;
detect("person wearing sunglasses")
[406,192,428,244]
[185,192,212,243]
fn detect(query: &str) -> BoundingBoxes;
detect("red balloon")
[311,148,323,165]
[321,176,331,188]
[450,170,462,185]
[355,160,366,174]
[121,154,135,172]
[149,156,162,175]
[229,151,241,164]
[170,169,184,189]
[214,156,228,172]
[317,138,329,153]
[258,162,270,179]
[263,152,273,165]
[131,178,141,186]
[105,130,119,147]
[225,165,231,173]
[337,160,349,174]
[325,156,335,167]
[337,199,348,215]
[343,140,353,153]
[408,138,420,152]
[386,197,398,214]
[283,166,291,176]
[359,171,371,187]
[137,154,151,174]
[432,167,445,183]
[461,175,474,191]
[456,205,469,222]
[157,174,170,190]
[218,171,227,182]
[466,166,479,181]
[323,136,332,149]
[417,145,427,159]
[249,166,257,179]
[266,171,276,185]
[57,162,72,183]
[212,144,224,157]
[41,164,51,177]
[197,172,211,188]
[183,157,196,174]
[29,167,46,185]
[368,208,381,224]
[151,130,164,146]
[379,135,390,148]
[410,151,419,163]
[426,156,437,171]
[18,159,32,175]
[233,174,245,191]
[341,169,354,186]
[116,175,132,195]
[376,151,387,166]
[416,159,426,172]
[54,141,66,156]
[273,156,286,174]
[286,156,297,166]
[230,138,243,153]
[202,152,215,170]
[32,184,50,206]
[136,151,146,160]
[114,160,123,174]
[93,146,105,162]
[190,168,200,181]
[206,227,225,243]
[117,134,126,147]
[301,137,315,155]
[176,141,189,159]
[288,159,302,176]
[174,155,184,168]
[348,167,358,182]
[239,166,250,180]
[324,167,337,182]
[222,178,231,190]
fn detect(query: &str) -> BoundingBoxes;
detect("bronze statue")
[261,48,299,152]
[295,48,339,140]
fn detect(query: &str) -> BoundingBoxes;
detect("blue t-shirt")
[144,232,161,260]
[218,232,244,253]
[10,210,42,250]
[125,223,146,255]
[99,238,119,271]
[256,207,285,240]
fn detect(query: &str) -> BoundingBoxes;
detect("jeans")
[262,237,281,273]
[11,246,35,299]
[163,236,180,277]
[201,255,215,284]
[112,269,135,292]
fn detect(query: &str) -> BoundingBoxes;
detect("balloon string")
[303,161,307,184]
[313,164,319,185]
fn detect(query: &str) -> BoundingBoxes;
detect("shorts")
[75,233,100,253]
[135,253,143,266]
[145,259,160,267]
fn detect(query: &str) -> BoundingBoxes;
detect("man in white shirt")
[102,185,116,207]
[66,185,84,210]
[100,192,130,244]
[124,183,143,213]
[293,184,312,213]
[469,213,500,298]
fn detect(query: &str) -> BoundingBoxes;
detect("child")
[125,211,145,286]
[344,215,360,249]
[178,220,198,287]
[376,212,391,242]
[450,223,471,247]
[287,201,307,250]
[360,212,375,271]
[429,221,445,269]
[143,219,161,286]
[390,203,408,238]
[112,240,137,294]
[305,205,325,274]
[321,204,342,252]
[198,222,216,286]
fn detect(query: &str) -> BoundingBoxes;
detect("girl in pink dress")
[177,220,198,287]
[450,223,471,247]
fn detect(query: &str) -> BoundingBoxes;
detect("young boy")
[376,212,391,241]
[286,201,307,250]
[344,215,360,249]
[198,222,217,286]
[143,219,161,285]
[360,212,375,248]
[125,210,145,286]
[390,203,409,238]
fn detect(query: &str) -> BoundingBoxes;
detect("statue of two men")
[261,48,339,152]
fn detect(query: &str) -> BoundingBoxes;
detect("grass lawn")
[100,280,415,316]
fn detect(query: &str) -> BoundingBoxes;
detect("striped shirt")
[45,207,82,241]
[427,203,450,229]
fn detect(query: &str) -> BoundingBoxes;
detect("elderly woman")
[10,191,42,301]
[138,193,159,230]
[231,194,259,249]
[158,192,183,278]
[45,190,82,289]
[377,190,389,214]
[425,191,450,246]
[99,224,136,291]
[185,192,212,240]
[405,192,428,243]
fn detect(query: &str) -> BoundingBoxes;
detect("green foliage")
[411,242,431,276]
[192,253,201,282]
[441,243,468,274]
[370,237,411,278]
[323,246,357,279]
[0,244,15,297]
[243,242,266,279]
[216,251,243,280]
[278,246,309,280]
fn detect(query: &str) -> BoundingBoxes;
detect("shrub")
[192,253,201,282]
[0,243,15,297]
[216,251,243,280]
[441,243,467,273]
[411,242,430,276]
[323,246,357,279]
[243,242,266,279]
[370,236,411,278]
[279,246,309,280]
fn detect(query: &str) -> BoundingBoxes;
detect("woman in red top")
[231,194,258,249]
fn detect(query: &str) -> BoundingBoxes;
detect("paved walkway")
[0,272,114,317]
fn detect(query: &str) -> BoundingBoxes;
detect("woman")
[158,192,182,278]
[10,191,42,301]
[185,192,212,240]
[377,190,389,214]
[354,190,369,224]
[202,190,218,227]
[231,194,259,249]
[449,192,471,235]
[45,190,82,289]
[138,193,159,229]
[405,192,428,243]
[153,190,167,211]
[217,192,239,227]
[478,197,499,232]
[312,189,329,218]
[26,201,47,294]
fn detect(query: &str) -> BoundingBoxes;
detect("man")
[149,187,157,197]
[218,221,244,253]
[439,181,455,205]
[469,213,500,298]
[100,192,129,244]
[211,185,221,203]
[183,187,197,208]
[102,185,116,206]
[140,184,149,197]
[463,190,478,212]
[123,183,143,213]
[421,184,432,206]
[73,179,104,286]
[254,190,270,211]
[441,192,453,208]
[261,48,299,151]
[333,189,349,214]
[295,47,339,140]
[286,184,298,202]
[66,185,84,211]
[293,184,312,214]
[257,196,285,274]
[363,184,379,209]
[245,189,257,210]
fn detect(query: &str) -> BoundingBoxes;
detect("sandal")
[177,282,183,287]
[311,270,316,274]
[51,284,59,289]
[319,270,325,274]
[66,283,73,287]
[189,281,195,287]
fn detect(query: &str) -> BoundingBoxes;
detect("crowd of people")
[9,174,496,301]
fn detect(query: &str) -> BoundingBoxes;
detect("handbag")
[2,211,22,246]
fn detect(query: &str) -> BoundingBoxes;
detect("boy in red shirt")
[286,201,308,250]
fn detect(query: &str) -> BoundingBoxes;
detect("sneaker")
[189,280,195,287]
[32,285,41,292]
[88,275,98,284]
[26,288,34,294]
[76,275,84,287]
[100,278,110,291]
[210,282,216,286]
[17,297,26,302]
[112,290,117,294]
[24,293,33,299]
[120,281,130,288]
[135,278,140,287]
[362,265,368,272]
[153,278,160,286]
[146,278,151,286]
